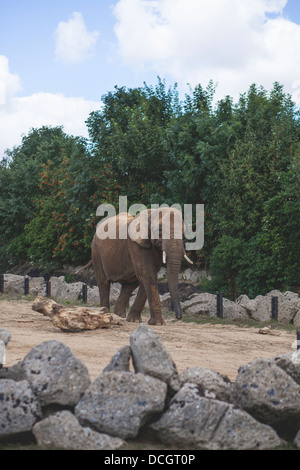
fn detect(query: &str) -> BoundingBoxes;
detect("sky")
[1,0,300,158]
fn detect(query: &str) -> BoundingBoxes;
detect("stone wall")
[1,324,300,450]
[2,272,300,326]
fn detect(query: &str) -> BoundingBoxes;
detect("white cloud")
[54,12,99,64]
[113,0,300,104]
[0,55,100,158]
[0,55,22,110]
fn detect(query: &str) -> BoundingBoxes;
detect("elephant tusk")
[163,251,167,264]
[184,254,193,265]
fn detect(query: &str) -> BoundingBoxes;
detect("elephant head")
[128,207,193,320]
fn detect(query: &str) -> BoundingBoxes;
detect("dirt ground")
[0,298,297,382]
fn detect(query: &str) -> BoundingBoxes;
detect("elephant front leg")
[145,283,166,326]
[115,281,139,318]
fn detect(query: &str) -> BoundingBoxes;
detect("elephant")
[90,207,193,325]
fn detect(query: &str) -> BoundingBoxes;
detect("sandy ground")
[0,299,297,382]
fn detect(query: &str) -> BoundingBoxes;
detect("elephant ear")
[128,209,151,248]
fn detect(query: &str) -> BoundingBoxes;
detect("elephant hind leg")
[98,281,110,310]
[115,281,139,318]
[91,241,111,310]
[126,285,147,323]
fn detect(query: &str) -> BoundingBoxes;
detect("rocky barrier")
[1,324,300,450]
[2,272,300,326]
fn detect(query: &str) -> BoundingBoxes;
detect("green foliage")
[0,78,299,296]
[86,78,180,205]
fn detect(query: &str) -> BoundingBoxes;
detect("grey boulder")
[179,366,234,403]
[0,329,10,368]
[8,340,91,407]
[32,410,125,450]
[273,350,300,385]
[130,324,180,392]
[0,379,42,439]
[150,383,282,450]
[0,329,11,345]
[75,370,167,439]
[103,345,131,372]
[234,358,300,427]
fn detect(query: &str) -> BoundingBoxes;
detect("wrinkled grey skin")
[92,208,187,325]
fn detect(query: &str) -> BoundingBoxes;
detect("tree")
[86,78,180,205]
[23,139,120,265]
[0,81,299,297]
[0,127,76,266]
[207,83,300,297]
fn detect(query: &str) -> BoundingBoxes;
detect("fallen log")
[52,306,121,332]
[32,296,63,318]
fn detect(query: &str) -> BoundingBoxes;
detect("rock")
[180,269,210,283]
[10,340,91,407]
[48,276,83,302]
[75,371,167,439]
[223,298,249,320]
[237,290,300,324]
[236,294,250,308]
[0,328,11,345]
[87,285,101,304]
[293,310,300,328]
[179,366,234,403]
[259,326,271,334]
[130,324,181,392]
[234,358,300,429]
[28,277,46,296]
[52,306,120,331]
[2,274,45,296]
[293,428,300,449]
[0,360,23,380]
[286,291,300,327]
[181,293,248,320]
[268,290,300,324]
[181,268,202,283]
[32,296,63,317]
[150,383,282,450]
[273,351,300,385]
[110,283,122,303]
[0,341,5,367]
[0,328,9,367]
[236,294,271,321]
[0,379,42,439]
[213,401,283,450]
[86,284,123,305]
[32,410,125,450]
[181,293,216,315]
[157,267,167,280]
[103,346,132,372]
[3,274,25,295]
[159,292,172,313]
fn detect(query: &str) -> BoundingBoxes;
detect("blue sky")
[1,0,300,158]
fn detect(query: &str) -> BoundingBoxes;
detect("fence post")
[217,292,223,319]
[271,296,278,321]
[24,277,29,295]
[297,329,300,351]
[0,274,4,294]
[46,281,51,298]
[82,284,87,303]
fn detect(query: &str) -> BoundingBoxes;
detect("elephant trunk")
[165,241,183,320]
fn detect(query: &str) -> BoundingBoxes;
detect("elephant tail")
[74,260,93,274]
